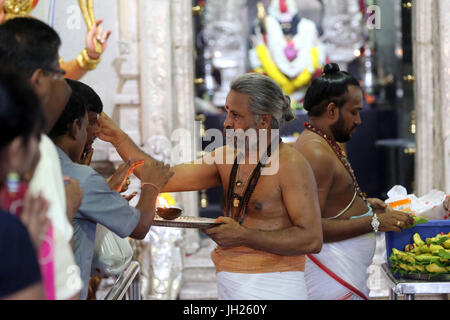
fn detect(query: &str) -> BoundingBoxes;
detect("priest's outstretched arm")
[96,112,221,192]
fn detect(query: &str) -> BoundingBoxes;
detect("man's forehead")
[225,91,251,109]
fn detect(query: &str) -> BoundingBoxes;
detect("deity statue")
[249,0,327,108]
[0,0,111,80]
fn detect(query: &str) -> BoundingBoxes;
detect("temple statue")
[0,0,110,80]
[248,0,326,109]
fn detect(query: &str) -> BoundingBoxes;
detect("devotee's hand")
[64,177,83,221]
[21,191,50,250]
[368,198,389,214]
[95,112,126,146]
[203,217,247,248]
[377,210,414,233]
[123,191,138,202]
[141,160,174,191]
[85,19,112,60]
[107,160,145,192]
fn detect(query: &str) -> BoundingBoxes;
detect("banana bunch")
[389,232,450,276]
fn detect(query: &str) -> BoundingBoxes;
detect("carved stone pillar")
[413,0,450,195]
[204,0,248,107]
[321,0,364,71]
[138,0,199,300]
[436,0,450,194]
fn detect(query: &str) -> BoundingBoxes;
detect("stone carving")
[321,0,364,69]
[204,0,248,107]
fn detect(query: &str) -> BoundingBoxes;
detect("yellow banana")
[413,233,425,246]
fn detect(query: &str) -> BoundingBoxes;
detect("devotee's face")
[34,61,71,133]
[330,85,363,143]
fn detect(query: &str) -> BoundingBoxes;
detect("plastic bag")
[91,224,134,277]
[385,185,447,220]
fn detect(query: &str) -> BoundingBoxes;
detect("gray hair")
[230,73,295,129]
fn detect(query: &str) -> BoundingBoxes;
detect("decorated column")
[413,0,450,195]
[138,0,199,300]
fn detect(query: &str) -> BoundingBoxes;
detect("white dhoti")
[305,232,376,300]
[216,271,307,300]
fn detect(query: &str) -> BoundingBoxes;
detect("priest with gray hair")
[95,72,323,300]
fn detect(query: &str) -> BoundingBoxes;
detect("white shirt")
[29,134,73,240]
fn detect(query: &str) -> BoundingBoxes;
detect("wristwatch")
[371,213,380,233]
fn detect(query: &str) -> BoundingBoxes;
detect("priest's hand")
[377,210,414,233]
[203,217,247,248]
[367,198,389,214]
[95,112,127,146]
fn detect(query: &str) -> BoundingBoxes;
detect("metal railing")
[104,261,141,300]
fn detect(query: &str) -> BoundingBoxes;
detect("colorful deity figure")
[249,0,326,109]
[0,0,111,80]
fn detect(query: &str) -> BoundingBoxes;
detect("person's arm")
[294,143,361,242]
[205,152,323,256]
[295,143,413,242]
[321,206,414,242]
[130,160,174,239]
[95,112,152,179]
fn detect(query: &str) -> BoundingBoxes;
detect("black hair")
[0,70,45,148]
[65,79,103,114]
[0,17,61,78]
[49,79,87,139]
[303,63,361,117]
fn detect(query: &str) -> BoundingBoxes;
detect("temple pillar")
[137,0,199,300]
[413,0,450,195]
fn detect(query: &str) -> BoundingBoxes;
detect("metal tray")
[402,273,450,282]
[153,216,222,229]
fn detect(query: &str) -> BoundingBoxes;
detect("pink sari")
[1,184,55,300]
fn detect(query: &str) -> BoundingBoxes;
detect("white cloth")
[216,271,307,300]
[28,134,81,299]
[29,135,73,240]
[53,228,83,300]
[305,232,376,300]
